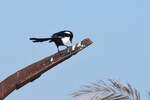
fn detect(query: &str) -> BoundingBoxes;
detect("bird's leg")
[57,46,63,55]
[64,45,70,53]
[57,46,60,52]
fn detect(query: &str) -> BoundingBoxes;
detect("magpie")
[30,30,73,52]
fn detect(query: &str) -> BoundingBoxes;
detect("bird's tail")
[29,38,52,42]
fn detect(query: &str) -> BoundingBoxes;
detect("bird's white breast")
[62,37,70,44]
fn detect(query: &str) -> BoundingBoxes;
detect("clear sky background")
[0,0,150,100]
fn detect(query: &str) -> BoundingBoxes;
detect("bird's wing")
[52,32,70,38]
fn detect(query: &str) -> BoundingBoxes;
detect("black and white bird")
[30,30,73,52]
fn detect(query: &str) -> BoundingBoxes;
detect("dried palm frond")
[71,80,140,100]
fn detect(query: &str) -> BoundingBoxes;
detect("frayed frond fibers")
[71,80,140,100]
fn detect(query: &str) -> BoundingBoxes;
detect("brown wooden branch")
[0,38,93,100]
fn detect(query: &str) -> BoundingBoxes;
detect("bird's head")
[64,30,73,43]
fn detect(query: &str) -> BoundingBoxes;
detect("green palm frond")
[71,80,140,100]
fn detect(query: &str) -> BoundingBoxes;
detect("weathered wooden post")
[0,38,93,100]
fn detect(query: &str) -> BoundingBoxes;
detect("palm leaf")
[71,80,140,100]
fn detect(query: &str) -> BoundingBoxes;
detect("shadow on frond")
[71,80,140,100]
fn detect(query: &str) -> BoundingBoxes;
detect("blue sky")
[0,0,150,100]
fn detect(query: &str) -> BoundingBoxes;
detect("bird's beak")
[71,40,73,44]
